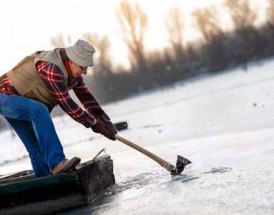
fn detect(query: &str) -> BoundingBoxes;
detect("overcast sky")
[0,0,121,74]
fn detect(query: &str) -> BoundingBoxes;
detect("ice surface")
[1,60,274,214]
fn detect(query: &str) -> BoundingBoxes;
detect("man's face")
[69,61,88,78]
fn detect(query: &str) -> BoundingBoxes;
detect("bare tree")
[223,0,258,65]
[83,33,113,74]
[165,7,184,59]
[193,7,228,72]
[116,0,148,72]
[50,34,72,48]
[266,0,274,28]
[193,7,224,43]
[223,0,257,30]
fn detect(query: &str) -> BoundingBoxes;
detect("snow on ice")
[1,59,274,214]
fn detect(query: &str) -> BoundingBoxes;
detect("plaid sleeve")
[36,61,97,127]
[72,77,111,122]
[0,74,13,95]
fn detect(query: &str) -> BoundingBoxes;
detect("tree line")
[65,0,273,104]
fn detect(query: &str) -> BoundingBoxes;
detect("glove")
[91,119,116,140]
[105,121,117,136]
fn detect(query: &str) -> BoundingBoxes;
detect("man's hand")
[105,121,117,136]
[91,119,116,140]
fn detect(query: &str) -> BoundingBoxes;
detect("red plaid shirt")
[0,61,108,128]
[0,74,13,94]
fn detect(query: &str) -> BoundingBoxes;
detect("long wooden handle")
[115,134,175,172]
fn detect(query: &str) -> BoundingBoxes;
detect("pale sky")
[0,0,268,75]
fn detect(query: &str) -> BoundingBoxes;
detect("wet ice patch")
[203,166,232,174]
[113,172,161,193]
[0,155,29,167]
[142,124,162,128]
[172,174,200,183]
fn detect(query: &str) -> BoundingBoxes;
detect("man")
[0,39,117,177]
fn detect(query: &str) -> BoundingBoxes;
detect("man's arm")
[72,77,117,139]
[72,77,110,122]
[36,61,97,128]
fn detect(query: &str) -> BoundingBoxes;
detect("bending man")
[0,39,117,177]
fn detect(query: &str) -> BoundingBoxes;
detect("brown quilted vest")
[7,49,68,110]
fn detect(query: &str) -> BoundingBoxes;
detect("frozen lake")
[1,59,274,214]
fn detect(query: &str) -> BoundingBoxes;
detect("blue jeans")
[0,93,65,177]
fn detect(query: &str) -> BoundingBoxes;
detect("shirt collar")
[60,48,73,77]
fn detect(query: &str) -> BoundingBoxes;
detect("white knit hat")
[65,39,95,67]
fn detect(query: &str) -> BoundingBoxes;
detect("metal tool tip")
[171,155,192,175]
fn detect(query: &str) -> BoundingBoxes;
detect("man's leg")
[5,117,50,177]
[0,94,65,173]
